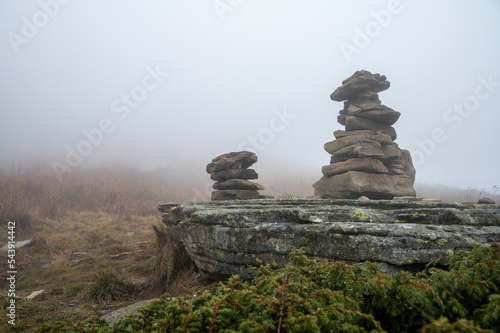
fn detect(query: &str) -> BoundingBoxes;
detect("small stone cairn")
[313,70,416,199]
[207,151,264,200]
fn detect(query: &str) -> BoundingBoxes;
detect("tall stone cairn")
[207,151,265,200]
[313,70,416,199]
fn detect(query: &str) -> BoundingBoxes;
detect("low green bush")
[40,244,500,332]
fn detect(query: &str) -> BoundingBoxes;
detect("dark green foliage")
[422,317,491,332]
[39,245,500,332]
[419,244,500,330]
[37,317,110,333]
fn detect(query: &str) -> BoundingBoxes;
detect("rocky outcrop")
[102,299,155,324]
[313,70,416,199]
[159,198,500,280]
[478,197,496,205]
[207,151,265,200]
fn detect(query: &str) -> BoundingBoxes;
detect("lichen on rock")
[159,198,500,279]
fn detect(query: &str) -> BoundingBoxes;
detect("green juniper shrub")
[38,245,500,333]
[421,316,491,333]
[420,244,500,326]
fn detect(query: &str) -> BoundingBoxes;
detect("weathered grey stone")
[345,116,397,140]
[478,197,496,205]
[329,144,360,163]
[331,71,390,101]
[1,239,32,252]
[318,71,415,199]
[207,151,264,201]
[354,145,385,159]
[159,199,500,280]
[400,149,416,183]
[329,141,403,164]
[102,299,155,324]
[322,157,389,177]
[313,171,416,199]
[337,114,347,125]
[347,104,362,113]
[210,168,258,182]
[334,129,377,139]
[213,179,264,190]
[379,144,403,160]
[347,106,401,126]
[324,132,395,156]
[346,90,381,105]
[349,102,385,111]
[324,136,380,155]
[394,196,421,201]
[206,151,257,174]
[211,190,260,200]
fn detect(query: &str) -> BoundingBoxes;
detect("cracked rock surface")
[159,198,500,279]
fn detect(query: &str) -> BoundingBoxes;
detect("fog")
[1,0,499,192]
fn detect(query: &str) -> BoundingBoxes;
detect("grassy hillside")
[0,164,498,331]
[0,165,217,332]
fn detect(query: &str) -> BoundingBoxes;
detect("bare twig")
[277,272,290,333]
[209,299,223,333]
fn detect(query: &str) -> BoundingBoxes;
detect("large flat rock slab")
[159,199,500,279]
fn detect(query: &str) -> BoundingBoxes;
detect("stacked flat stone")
[207,151,264,200]
[313,70,416,199]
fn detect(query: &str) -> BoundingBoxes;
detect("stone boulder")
[206,151,257,174]
[207,151,265,200]
[321,158,389,177]
[210,169,258,182]
[314,70,416,199]
[314,172,416,199]
[331,70,390,101]
[478,197,496,205]
[159,198,500,280]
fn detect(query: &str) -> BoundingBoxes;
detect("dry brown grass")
[148,224,214,298]
[0,210,212,331]
[415,183,500,203]
[0,164,211,232]
[0,164,216,331]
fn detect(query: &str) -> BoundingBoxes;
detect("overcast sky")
[1,0,499,191]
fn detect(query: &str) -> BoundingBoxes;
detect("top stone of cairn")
[330,70,390,102]
[206,151,258,174]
